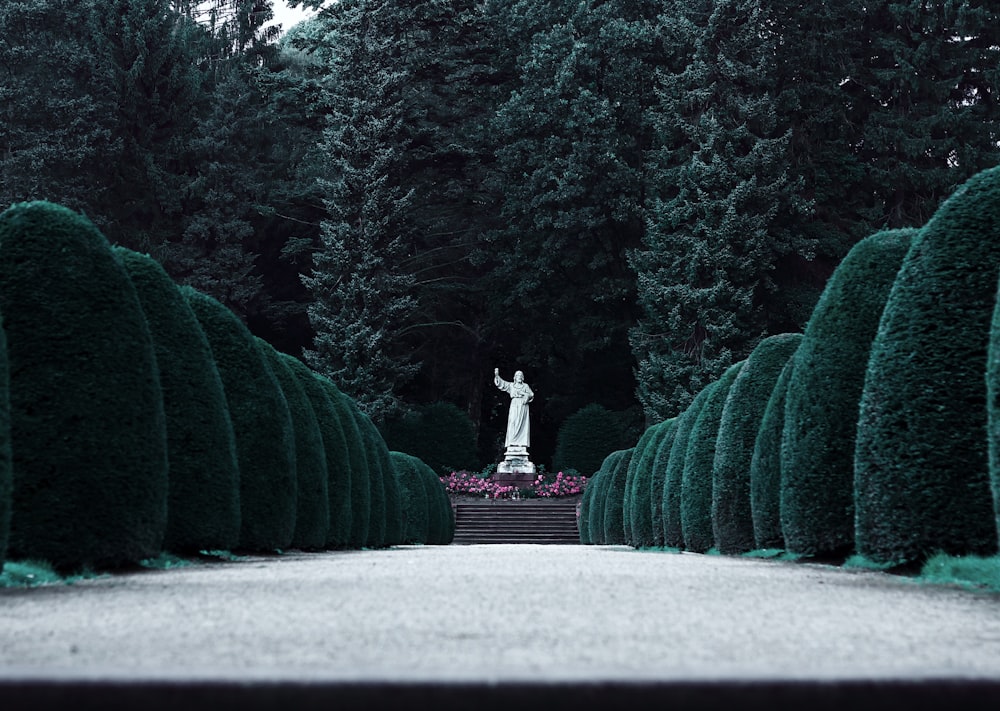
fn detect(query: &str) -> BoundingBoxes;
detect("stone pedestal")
[496,445,536,483]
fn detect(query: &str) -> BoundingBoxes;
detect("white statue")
[494,368,534,449]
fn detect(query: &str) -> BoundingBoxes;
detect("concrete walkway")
[2,544,1000,708]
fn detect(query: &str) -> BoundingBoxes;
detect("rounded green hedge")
[390,451,430,544]
[661,384,715,549]
[0,202,168,571]
[587,450,627,544]
[350,400,403,548]
[381,402,479,475]
[553,403,625,476]
[115,247,240,555]
[680,361,744,554]
[988,274,1000,546]
[623,423,662,547]
[286,363,352,549]
[749,356,796,549]
[627,419,675,548]
[0,312,11,569]
[261,343,329,551]
[780,229,914,558]
[185,287,297,553]
[855,167,1000,566]
[713,334,802,554]
[647,418,678,547]
[316,377,369,548]
[601,448,634,545]
[577,469,597,544]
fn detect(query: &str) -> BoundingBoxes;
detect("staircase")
[451,500,581,544]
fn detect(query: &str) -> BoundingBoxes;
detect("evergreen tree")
[115,247,241,554]
[552,403,626,477]
[632,0,809,421]
[381,402,479,476]
[781,229,914,558]
[855,167,1000,566]
[0,202,168,571]
[712,334,801,554]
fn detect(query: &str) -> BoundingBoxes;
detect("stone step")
[452,501,581,545]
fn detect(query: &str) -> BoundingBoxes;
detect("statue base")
[496,445,536,481]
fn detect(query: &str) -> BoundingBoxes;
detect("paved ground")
[2,544,1000,708]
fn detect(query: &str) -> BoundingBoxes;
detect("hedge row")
[0,201,453,573]
[581,165,1000,567]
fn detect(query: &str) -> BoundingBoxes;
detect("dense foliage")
[4,0,996,465]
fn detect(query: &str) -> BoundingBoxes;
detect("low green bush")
[856,167,1000,566]
[781,229,914,558]
[648,419,678,547]
[553,403,625,477]
[0,202,168,571]
[749,357,796,549]
[116,247,240,555]
[681,361,744,554]
[713,335,802,554]
[185,287,296,553]
[661,384,715,549]
[602,448,635,545]
[390,451,431,544]
[623,423,662,546]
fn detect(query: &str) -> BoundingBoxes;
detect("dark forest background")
[2,0,998,468]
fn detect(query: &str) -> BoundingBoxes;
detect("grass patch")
[140,553,192,570]
[742,548,800,561]
[919,553,1000,593]
[0,560,64,588]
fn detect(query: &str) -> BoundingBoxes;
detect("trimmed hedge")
[713,334,803,554]
[680,361,744,553]
[289,365,353,548]
[261,343,330,551]
[316,377,368,548]
[553,403,625,476]
[855,167,1000,566]
[628,419,675,548]
[185,287,297,553]
[587,450,627,544]
[623,423,663,546]
[648,419,678,547]
[115,247,240,555]
[749,356,796,549]
[781,229,914,558]
[381,402,479,475]
[390,451,431,544]
[0,202,168,571]
[661,384,715,549]
[0,312,10,569]
[601,448,634,545]
[577,470,597,544]
[989,274,1000,546]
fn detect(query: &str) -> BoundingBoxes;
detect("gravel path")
[2,544,999,708]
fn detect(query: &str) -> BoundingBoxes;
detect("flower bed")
[440,469,588,500]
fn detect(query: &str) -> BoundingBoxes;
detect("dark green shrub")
[286,362,352,548]
[856,167,1000,566]
[115,247,240,555]
[381,402,478,475]
[390,451,430,544]
[713,334,803,554]
[419,461,454,545]
[185,287,296,553]
[262,344,329,551]
[350,400,403,547]
[553,403,625,476]
[662,384,715,549]
[781,229,914,558]
[0,313,11,569]
[601,448,634,545]
[989,274,1000,546]
[622,423,662,546]
[749,357,796,549]
[681,361,744,553]
[318,379,371,549]
[578,470,596,543]
[0,202,168,571]
[628,420,675,548]
[648,419,678,547]
[587,450,627,544]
